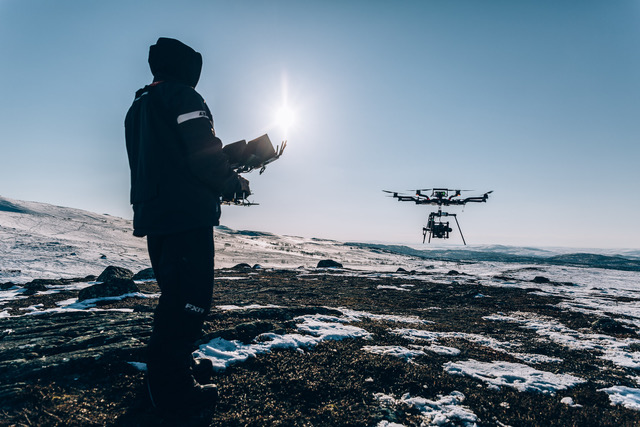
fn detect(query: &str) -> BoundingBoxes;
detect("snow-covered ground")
[2,195,640,419]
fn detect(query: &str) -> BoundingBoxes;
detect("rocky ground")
[1,265,639,426]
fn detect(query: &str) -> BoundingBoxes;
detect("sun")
[275,105,295,132]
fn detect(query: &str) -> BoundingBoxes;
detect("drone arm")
[461,196,487,204]
[396,195,419,202]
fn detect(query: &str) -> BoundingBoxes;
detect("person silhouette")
[125,37,249,414]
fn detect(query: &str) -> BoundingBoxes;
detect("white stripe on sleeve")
[177,110,208,124]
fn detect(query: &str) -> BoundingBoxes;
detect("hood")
[148,37,203,88]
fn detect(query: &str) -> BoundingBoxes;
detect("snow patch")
[392,328,519,354]
[217,304,283,311]
[194,312,371,371]
[362,345,426,362]
[1,292,157,317]
[375,391,478,427]
[444,359,585,395]
[485,312,640,369]
[127,361,147,372]
[377,285,411,292]
[599,386,640,411]
[511,353,564,364]
[340,308,432,325]
[560,397,582,408]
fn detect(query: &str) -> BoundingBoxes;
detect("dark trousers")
[146,226,214,389]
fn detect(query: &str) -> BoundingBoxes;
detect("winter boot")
[147,370,218,415]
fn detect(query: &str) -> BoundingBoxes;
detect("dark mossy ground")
[1,268,639,426]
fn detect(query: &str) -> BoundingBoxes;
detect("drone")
[383,188,492,244]
[221,134,286,206]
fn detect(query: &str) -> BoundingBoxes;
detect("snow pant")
[145,226,214,402]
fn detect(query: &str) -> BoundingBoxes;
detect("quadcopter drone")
[383,188,492,244]
[221,134,286,206]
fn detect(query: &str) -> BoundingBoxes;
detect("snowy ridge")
[347,242,640,272]
[0,196,149,282]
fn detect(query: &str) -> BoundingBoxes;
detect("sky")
[1,0,639,249]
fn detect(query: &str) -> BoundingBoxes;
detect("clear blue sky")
[1,0,639,249]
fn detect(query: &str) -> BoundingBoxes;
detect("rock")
[22,281,49,296]
[447,270,460,276]
[591,317,634,334]
[317,259,343,268]
[27,278,65,287]
[532,276,550,284]
[252,264,262,269]
[396,268,407,273]
[132,268,155,281]
[96,266,134,283]
[1,282,17,290]
[78,278,139,301]
[232,263,252,270]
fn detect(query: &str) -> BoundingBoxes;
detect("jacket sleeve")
[169,86,238,194]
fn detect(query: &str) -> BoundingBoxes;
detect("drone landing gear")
[422,209,467,245]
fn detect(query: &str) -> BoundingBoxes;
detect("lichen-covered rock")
[78,278,139,301]
[96,266,134,283]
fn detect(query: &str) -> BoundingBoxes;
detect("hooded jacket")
[125,38,237,237]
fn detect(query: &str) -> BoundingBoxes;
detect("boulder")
[317,259,343,268]
[232,263,252,270]
[78,278,139,301]
[132,268,155,281]
[532,276,551,284]
[96,266,134,283]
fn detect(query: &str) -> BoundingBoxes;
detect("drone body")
[383,188,492,244]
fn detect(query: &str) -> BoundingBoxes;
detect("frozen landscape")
[1,195,640,426]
